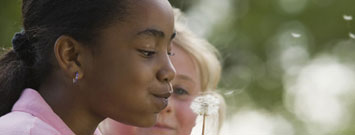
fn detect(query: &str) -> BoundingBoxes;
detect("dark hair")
[0,0,129,116]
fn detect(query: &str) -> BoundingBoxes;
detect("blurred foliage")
[0,0,21,48]
[169,0,200,12]
[1,0,355,134]
[172,0,355,134]
[210,0,355,113]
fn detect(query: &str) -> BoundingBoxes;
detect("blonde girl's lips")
[154,123,174,130]
[151,123,176,134]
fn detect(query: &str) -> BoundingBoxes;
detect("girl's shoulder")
[0,111,61,135]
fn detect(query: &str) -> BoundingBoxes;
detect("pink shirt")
[0,88,102,135]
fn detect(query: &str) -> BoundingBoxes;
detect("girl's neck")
[38,75,104,134]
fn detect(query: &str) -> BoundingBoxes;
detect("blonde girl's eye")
[173,87,189,95]
[167,51,175,56]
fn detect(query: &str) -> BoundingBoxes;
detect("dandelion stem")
[202,113,206,135]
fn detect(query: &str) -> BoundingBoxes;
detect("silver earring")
[73,72,79,84]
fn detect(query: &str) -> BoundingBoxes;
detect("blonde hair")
[173,8,225,132]
[173,9,222,92]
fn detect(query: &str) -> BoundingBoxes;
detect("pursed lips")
[153,122,175,130]
[153,91,171,99]
[151,88,171,111]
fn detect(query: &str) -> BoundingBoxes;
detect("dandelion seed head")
[343,15,353,21]
[190,94,220,115]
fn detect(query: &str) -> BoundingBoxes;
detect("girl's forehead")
[171,45,200,84]
[116,0,175,41]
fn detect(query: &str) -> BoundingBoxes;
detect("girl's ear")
[53,35,85,81]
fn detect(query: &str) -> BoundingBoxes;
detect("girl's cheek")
[174,100,197,135]
[175,100,197,125]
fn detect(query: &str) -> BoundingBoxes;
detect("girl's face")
[136,45,202,135]
[81,0,176,127]
[99,45,202,135]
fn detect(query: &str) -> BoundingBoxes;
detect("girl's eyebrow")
[177,74,196,83]
[137,28,176,40]
[137,28,165,38]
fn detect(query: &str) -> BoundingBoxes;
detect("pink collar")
[12,88,75,135]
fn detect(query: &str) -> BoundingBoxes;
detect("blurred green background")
[1,0,355,134]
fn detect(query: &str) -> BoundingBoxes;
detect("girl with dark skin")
[98,9,226,135]
[0,0,176,134]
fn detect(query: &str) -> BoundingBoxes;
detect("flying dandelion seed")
[343,15,353,21]
[349,32,355,39]
[343,15,354,39]
[224,90,235,96]
[291,32,301,38]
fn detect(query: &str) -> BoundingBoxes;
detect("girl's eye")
[173,87,189,95]
[168,51,175,56]
[138,49,156,57]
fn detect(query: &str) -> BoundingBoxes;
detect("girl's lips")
[151,95,169,111]
[151,87,171,111]
[153,91,171,99]
[150,123,176,134]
